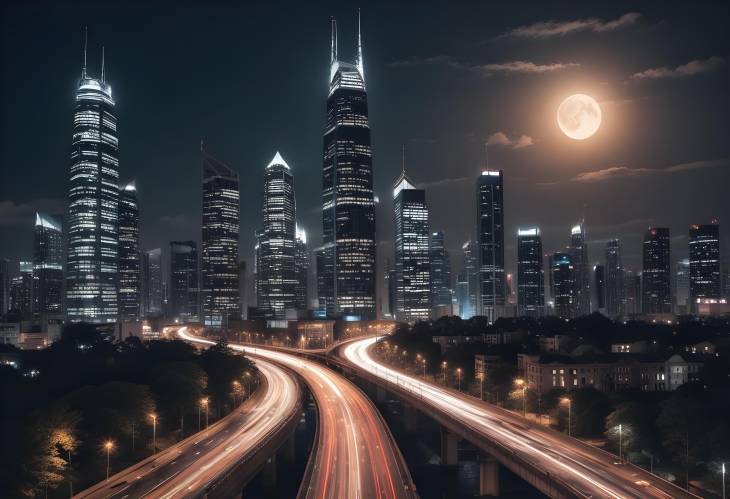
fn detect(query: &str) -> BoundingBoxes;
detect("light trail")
[178,329,416,499]
[339,336,698,499]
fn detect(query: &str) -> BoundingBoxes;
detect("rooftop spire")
[330,17,338,65]
[356,9,364,79]
[401,144,406,175]
[100,45,105,82]
[81,26,88,78]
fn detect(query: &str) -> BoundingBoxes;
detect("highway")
[339,336,698,499]
[75,337,301,499]
[178,329,417,499]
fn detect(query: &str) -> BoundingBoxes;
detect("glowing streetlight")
[515,379,526,416]
[722,462,726,499]
[456,368,463,391]
[104,440,114,480]
[232,380,241,407]
[441,361,448,385]
[200,397,209,433]
[560,397,572,436]
[618,424,623,461]
[478,372,485,401]
[421,358,427,378]
[149,414,157,454]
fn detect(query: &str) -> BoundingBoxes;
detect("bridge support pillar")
[376,384,388,403]
[479,454,499,496]
[282,432,296,462]
[262,455,277,496]
[403,403,419,432]
[440,428,458,466]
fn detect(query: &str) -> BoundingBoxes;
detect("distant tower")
[569,222,590,316]
[256,152,297,320]
[170,241,199,322]
[689,222,721,311]
[552,253,574,319]
[118,181,141,321]
[461,240,478,319]
[430,230,452,317]
[33,213,64,315]
[393,169,431,322]
[675,258,690,315]
[476,170,505,322]
[295,226,309,312]
[642,228,671,314]
[605,239,625,318]
[318,13,377,320]
[65,37,120,323]
[517,228,544,317]
[142,248,163,317]
[593,264,606,313]
[201,146,240,328]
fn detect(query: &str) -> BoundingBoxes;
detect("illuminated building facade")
[33,213,64,315]
[118,181,140,320]
[202,147,240,328]
[460,240,478,319]
[295,226,309,312]
[594,264,606,312]
[476,170,505,321]
[141,248,162,317]
[517,227,544,317]
[689,222,721,310]
[642,227,671,314]
[393,170,430,322]
[569,222,591,316]
[675,258,690,314]
[65,47,120,323]
[319,16,376,320]
[605,239,625,318]
[430,230,452,314]
[10,262,35,318]
[552,252,574,319]
[256,152,298,319]
[170,241,199,322]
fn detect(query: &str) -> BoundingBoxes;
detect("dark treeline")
[0,324,257,498]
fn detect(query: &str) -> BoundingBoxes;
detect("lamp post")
[618,424,623,461]
[421,358,427,378]
[515,379,526,416]
[456,368,462,391]
[104,441,114,481]
[722,462,726,499]
[561,397,572,436]
[441,361,448,385]
[201,398,209,433]
[149,414,157,454]
[479,373,485,401]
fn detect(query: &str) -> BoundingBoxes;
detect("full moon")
[557,94,602,140]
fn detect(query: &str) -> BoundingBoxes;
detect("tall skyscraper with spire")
[476,170,505,322]
[201,145,240,328]
[256,152,298,320]
[118,181,140,320]
[318,13,376,320]
[393,168,430,322]
[569,221,591,316]
[65,33,120,323]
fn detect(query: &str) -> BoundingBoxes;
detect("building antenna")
[101,45,105,82]
[82,26,88,78]
[484,141,490,170]
[401,144,406,174]
[356,8,364,78]
[330,17,338,64]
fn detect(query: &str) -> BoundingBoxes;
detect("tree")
[605,399,660,458]
[571,387,612,437]
[152,362,207,430]
[656,393,707,486]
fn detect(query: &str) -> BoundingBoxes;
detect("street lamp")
[722,462,726,499]
[618,424,623,461]
[441,361,448,385]
[149,414,157,454]
[561,397,572,436]
[104,441,114,481]
[232,380,241,407]
[421,358,427,378]
[201,398,209,433]
[456,368,462,391]
[478,372,485,401]
[515,379,526,416]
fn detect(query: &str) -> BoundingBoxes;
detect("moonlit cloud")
[631,56,725,80]
[388,56,578,76]
[500,12,640,39]
[486,132,535,149]
[0,198,65,226]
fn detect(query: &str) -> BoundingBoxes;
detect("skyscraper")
[624,269,641,316]
[552,253,574,319]
[118,181,140,321]
[517,228,544,317]
[605,239,625,318]
[593,264,606,313]
[675,258,690,314]
[201,146,240,328]
[569,222,590,316]
[256,152,298,319]
[295,226,309,312]
[65,42,120,323]
[461,240,478,319]
[455,273,470,319]
[0,259,9,317]
[430,230,452,315]
[10,262,35,318]
[476,170,504,322]
[689,222,721,309]
[170,241,199,322]
[319,15,376,320]
[33,213,64,315]
[642,228,671,314]
[141,248,162,317]
[393,170,431,322]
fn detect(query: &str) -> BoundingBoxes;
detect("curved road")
[340,336,698,499]
[76,339,300,499]
[178,329,417,499]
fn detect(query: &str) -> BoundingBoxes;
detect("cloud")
[501,12,641,39]
[420,176,471,189]
[631,56,725,80]
[486,132,535,149]
[388,56,578,76]
[0,198,65,226]
[542,158,729,185]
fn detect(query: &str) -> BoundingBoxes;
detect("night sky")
[2,1,729,293]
